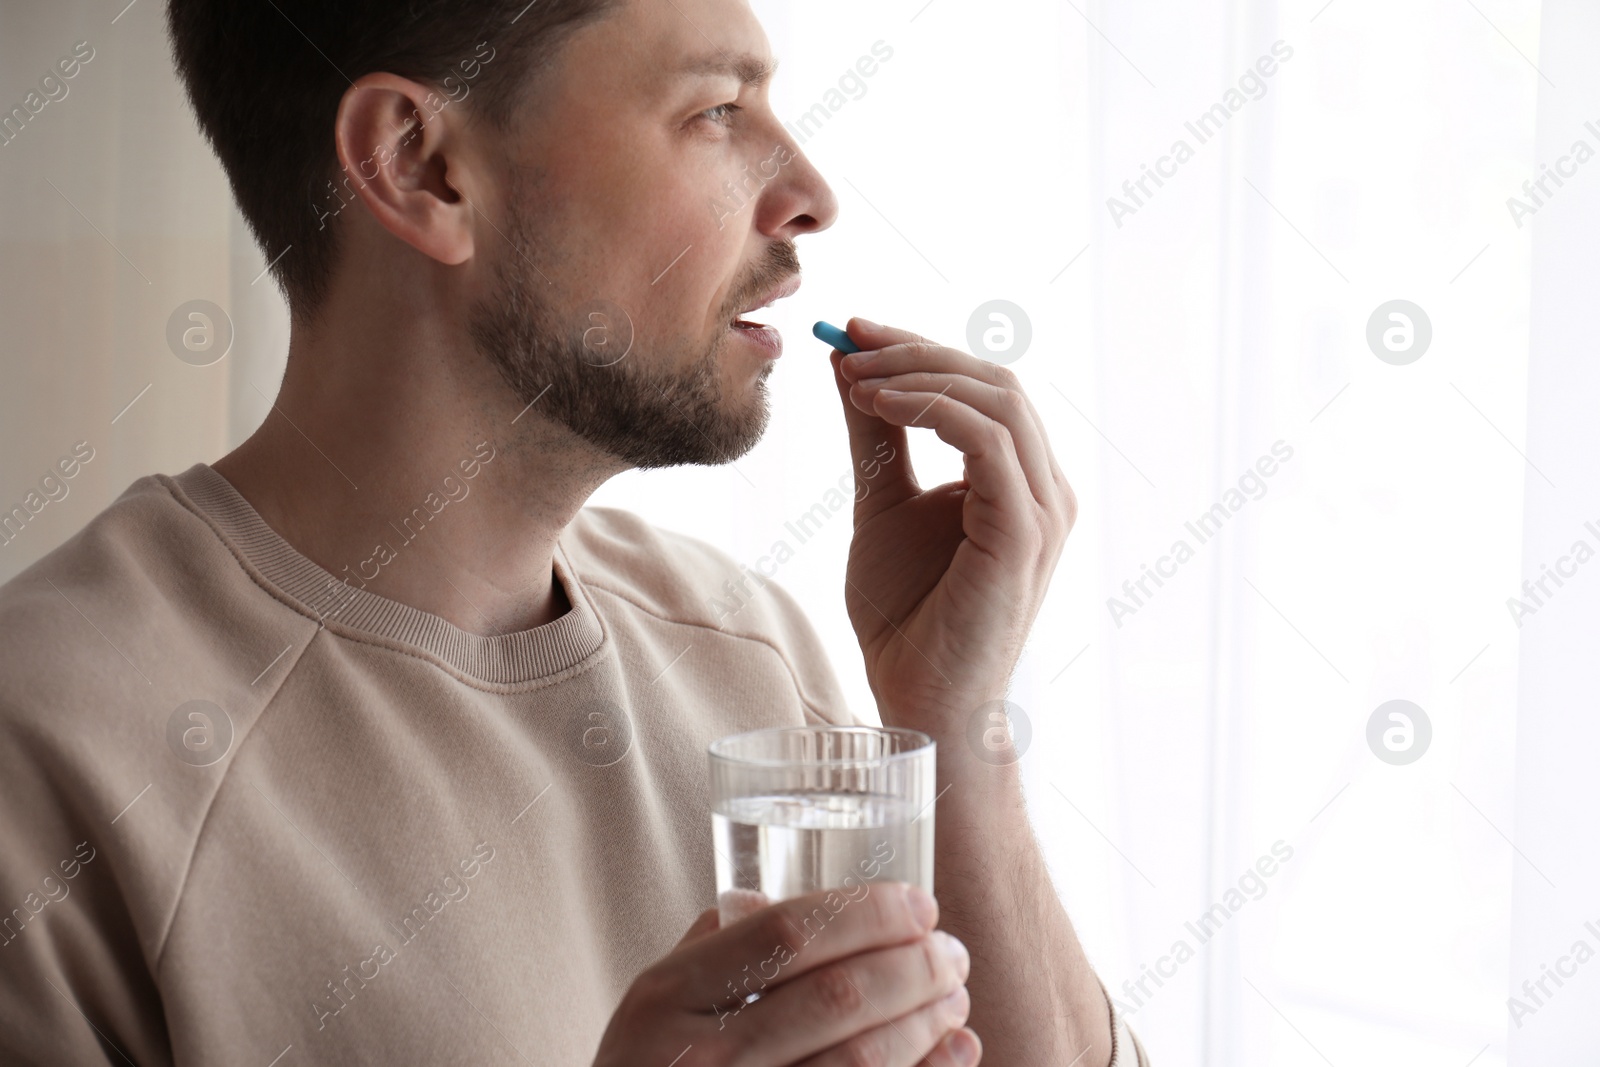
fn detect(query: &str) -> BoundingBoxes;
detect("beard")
[469,193,800,470]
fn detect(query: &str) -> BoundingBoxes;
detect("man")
[0,0,1147,1063]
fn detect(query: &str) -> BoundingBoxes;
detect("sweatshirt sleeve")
[0,689,173,1066]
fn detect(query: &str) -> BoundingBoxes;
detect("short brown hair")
[166,0,616,321]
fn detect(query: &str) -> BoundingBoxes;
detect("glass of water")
[709,725,937,926]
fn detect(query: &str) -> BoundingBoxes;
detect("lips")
[730,275,802,330]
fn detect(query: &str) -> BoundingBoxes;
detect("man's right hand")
[592,882,980,1066]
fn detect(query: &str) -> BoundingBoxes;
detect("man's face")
[468,0,838,469]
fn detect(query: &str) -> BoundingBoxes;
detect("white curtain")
[724,2,1543,1062]
[1506,0,1600,1060]
[1,0,1580,1063]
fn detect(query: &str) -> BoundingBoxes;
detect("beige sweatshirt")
[0,464,1145,1065]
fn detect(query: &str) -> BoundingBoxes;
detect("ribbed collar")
[166,463,606,688]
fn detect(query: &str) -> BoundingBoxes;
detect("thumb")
[830,318,919,522]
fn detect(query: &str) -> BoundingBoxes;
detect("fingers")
[869,389,1036,531]
[666,882,937,1008]
[794,991,981,1067]
[838,319,1068,518]
[844,317,931,351]
[737,929,971,1063]
[615,887,968,1067]
[847,369,1055,506]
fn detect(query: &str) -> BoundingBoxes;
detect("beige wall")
[0,1,288,584]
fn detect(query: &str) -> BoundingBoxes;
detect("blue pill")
[812,320,860,354]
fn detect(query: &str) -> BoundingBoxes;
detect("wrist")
[879,696,1026,773]
[876,686,1008,730]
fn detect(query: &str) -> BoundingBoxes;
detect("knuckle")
[984,420,1012,452]
[755,908,797,956]
[838,1032,890,1067]
[990,364,1021,391]
[868,879,911,936]
[995,383,1027,418]
[811,964,864,1018]
[1060,481,1079,526]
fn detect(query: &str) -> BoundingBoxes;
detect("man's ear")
[331,72,476,267]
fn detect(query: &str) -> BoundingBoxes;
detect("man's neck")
[214,311,624,637]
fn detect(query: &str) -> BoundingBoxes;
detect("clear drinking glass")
[709,725,937,926]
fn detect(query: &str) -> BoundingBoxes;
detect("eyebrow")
[673,52,779,87]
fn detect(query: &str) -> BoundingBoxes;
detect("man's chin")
[694,392,772,468]
[604,387,770,471]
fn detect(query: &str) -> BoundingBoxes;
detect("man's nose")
[755,142,840,240]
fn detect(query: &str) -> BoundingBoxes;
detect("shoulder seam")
[150,624,323,976]
[581,578,837,725]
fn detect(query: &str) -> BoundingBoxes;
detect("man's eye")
[700,103,743,127]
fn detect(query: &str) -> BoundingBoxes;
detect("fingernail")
[949,1028,980,1067]
[936,931,970,978]
[878,388,907,399]
[907,885,937,930]
[858,377,888,388]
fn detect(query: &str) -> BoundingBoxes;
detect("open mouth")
[730,275,801,334]
[727,315,782,358]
